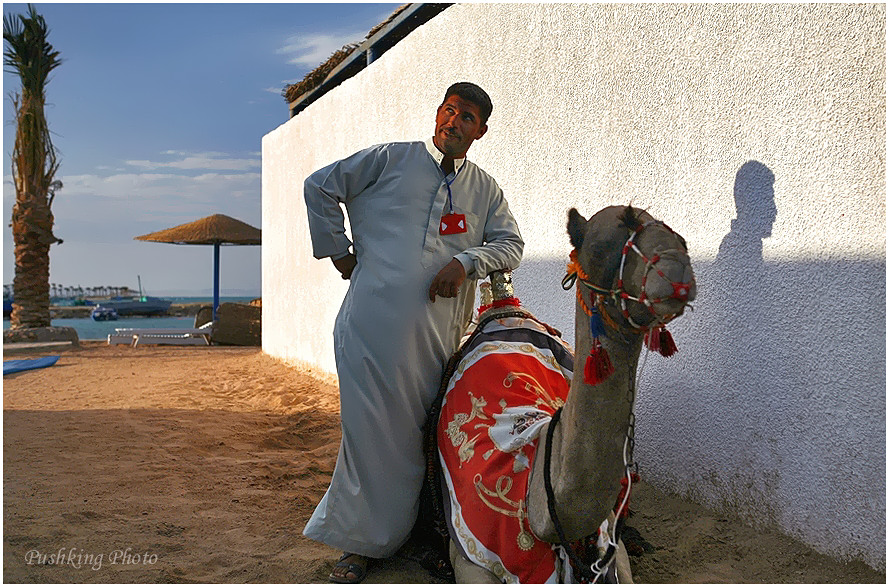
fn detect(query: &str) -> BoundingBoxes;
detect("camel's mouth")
[643,253,696,303]
[607,224,696,331]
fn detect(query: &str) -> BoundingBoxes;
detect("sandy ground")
[3,342,883,583]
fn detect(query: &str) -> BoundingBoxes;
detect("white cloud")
[125,151,260,172]
[277,31,366,67]
[50,171,260,204]
[4,169,259,228]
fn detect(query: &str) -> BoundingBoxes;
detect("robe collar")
[425,137,466,175]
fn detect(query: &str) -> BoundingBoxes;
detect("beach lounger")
[108,324,212,346]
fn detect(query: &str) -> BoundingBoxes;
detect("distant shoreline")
[31,298,260,319]
[47,303,207,318]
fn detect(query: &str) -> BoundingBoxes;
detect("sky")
[2,2,399,297]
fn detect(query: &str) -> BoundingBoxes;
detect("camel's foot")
[449,541,500,583]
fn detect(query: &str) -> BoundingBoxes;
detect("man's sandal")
[329,553,368,584]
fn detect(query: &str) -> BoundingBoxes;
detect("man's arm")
[303,145,388,265]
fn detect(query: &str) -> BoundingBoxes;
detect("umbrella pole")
[213,243,220,321]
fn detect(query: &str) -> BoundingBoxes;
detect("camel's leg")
[601,511,634,583]
[614,538,633,584]
[449,540,500,584]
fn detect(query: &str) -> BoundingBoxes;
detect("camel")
[426,205,696,583]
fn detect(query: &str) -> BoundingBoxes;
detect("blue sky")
[2,2,398,297]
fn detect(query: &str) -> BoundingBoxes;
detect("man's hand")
[428,258,467,302]
[332,253,357,280]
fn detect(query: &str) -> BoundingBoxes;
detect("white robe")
[302,139,524,557]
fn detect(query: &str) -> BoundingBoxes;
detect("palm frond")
[4,3,61,212]
[3,4,62,99]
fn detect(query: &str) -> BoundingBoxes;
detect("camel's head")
[567,205,696,331]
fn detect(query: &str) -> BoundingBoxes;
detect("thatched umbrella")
[135,214,261,320]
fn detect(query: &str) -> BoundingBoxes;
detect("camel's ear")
[567,208,587,249]
[620,205,643,231]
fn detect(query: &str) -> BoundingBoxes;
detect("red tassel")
[645,327,678,357]
[615,472,642,518]
[583,339,615,384]
[658,328,678,357]
[644,328,660,353]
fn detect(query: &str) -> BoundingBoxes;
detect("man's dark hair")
[443,82,493,125]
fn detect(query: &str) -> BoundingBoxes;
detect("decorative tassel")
[615,472,642,519]
[584,339,615,385]
[583,308,614,385]
[589,308,606,339]
[645,327,679,357]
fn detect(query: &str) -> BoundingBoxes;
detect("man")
[302,82,524,583]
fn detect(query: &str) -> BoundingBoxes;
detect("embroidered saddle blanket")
[437,315,575,583]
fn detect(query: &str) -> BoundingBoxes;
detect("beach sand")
[3,342,883,583]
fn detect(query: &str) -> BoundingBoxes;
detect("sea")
[3,296,257,341]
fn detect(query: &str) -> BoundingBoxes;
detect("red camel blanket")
[438,315,575,583]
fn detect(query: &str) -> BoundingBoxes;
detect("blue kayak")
[3,355,60,376]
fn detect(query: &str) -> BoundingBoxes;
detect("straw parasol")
[135,214,261,320]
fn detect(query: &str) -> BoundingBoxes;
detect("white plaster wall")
[262,3,885,570]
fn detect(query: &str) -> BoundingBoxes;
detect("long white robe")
[302,139,524,557]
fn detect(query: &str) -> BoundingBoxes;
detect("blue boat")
[3,298,12,317]
[85,295,171,317]
[90,305,119,321]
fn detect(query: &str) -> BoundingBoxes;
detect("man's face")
[433,95,488,159]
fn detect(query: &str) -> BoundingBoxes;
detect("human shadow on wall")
[639,161,790,520]
[712,160,780,396]
[709,161,784,502]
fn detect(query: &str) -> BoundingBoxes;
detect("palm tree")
[4,4,62,329]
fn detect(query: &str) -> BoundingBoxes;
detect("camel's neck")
[562,301,642,450]
[527,299,644,542]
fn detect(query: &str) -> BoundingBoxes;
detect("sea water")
[3,296,257,341]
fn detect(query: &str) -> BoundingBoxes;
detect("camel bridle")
[563,220,692,333]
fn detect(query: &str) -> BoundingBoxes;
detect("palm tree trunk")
[10,178,57,326]
[8,94,60,329]
[10,235,51,326]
